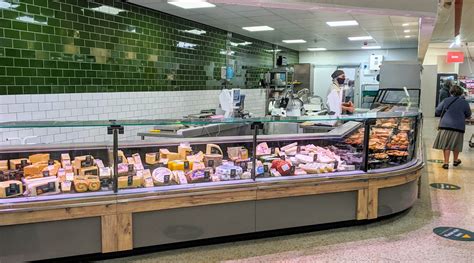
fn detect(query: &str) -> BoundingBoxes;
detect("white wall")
[299,48,418,98]
[0,89,266,146]
[420,65,437,117]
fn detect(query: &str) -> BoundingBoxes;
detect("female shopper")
[433,85,472,169]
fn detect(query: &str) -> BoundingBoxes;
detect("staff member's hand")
[342,101,355,113]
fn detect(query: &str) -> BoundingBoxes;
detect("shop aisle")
[101,118,474,263]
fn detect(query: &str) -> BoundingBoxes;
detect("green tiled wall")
[0,0,299,95]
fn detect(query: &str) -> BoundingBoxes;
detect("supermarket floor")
[101,118,474,263]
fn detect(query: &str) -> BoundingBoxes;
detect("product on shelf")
[159,149,181,163]
[185,169,210,183]
[0,160,8,172]
[9,158,30,170]
[271,159,292,176]
[256,142,271,156]
[152,167,172,185]
[187,151,204,163]
[168,160,193,171]
[376,118,398,128]
[29,153,50,164]
[73,176,89,193]
[23,176,60,197]
[118,175,144,189]
[178,143,193,160]
[171,170,188,185]
[215,165,243,181]
[227,147,249,161]
[87,176,101,191]
[386,150,409,157]
[387,132,409,150]
[299,163,335,174]
[0,180,23,198]
[60,181,72,192]
[344,128,364,145]
[372,153,389,160]
[139,169,154,187]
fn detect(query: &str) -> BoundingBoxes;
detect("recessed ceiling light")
[348,36,373,41]
[404,29,411,33]
[283,39,306,43]
[307,48,327,51]
[182,29,206,35]
[361,46,381,49]
[404,35,411,38]
[90,5,126,15]
[168,0,215,9]
[326,20,359,27]
[402,23,409,27]
[242,26,274,32]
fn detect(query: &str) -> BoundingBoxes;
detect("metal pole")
[251,122,263,180]
[361,119,373,172]
[112,128,119,193]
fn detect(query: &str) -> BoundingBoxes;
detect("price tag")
[164,174,170,184]
[157,162,165,168]
[118,156,123,163]
[184,161,190,170]
[313,154,318,162]
[42,170,50,177]
[7,183,20,196]
[208,159,214,167]
[334,160,339,170]
[264,164,269,173]
[127,175,133,186]
[280,155,285,160]
[240,162,247,171]
[290,166,296,175]
[66,172,74,181]
[296,146,301,153]
[155,153,160,161]
[230,169,236,178]
[271,148,275,154]
[48,159,55,165]
[128,164,134,172]
[204,170,210,179]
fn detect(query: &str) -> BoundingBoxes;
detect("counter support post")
[361,118,375,172]
[108,122,124,193]
[251,122,264,180]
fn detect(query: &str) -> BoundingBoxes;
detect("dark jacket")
[435,96,472,133]
[439,87,450,104]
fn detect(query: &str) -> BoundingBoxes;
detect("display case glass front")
[0,111,421,203]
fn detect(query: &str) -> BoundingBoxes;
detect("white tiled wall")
[0,89,266,145]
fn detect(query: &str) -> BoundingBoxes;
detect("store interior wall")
[420,65,437,117]
[0,0,298,145]
[299,48,418,99]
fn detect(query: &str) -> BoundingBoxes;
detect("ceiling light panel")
[282,39,306,43]
[242,26,274,32]
[168,0,216,9]
[361,46,381,49]
[307,48,327,51]
[326,20,359,27]
[348,36,373,41]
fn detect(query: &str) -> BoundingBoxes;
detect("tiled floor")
[102,118,474,263]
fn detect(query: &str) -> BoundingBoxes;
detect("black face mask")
[337,78,345,85]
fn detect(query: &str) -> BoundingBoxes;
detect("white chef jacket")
[326,81,344,116]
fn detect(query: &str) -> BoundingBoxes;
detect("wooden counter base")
[0,162,423,261]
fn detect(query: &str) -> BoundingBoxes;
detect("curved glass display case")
[0,111,423,262]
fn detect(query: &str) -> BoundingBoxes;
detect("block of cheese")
[118,150,127,164]
[73,176,89,193]
[118,175,143,189]
[99,167,112,179]
[0,160,8,172]
[187,151,204,163]
[42,161,61,177]
[86,175,101,191]
[29,153,50,164]
[0,180,23,198]
[23,177,60,197]
[168,160,193,171]
[61,153,71,162]
[127,157,135,165]
[204,154,222,168]
[24,163,49,179]
[171,170,187,185]
[206,144,223,155]
[95,159,105,168]
[178,144,192,160]
[138,169,153,187]
[9,158,30,170]
[145,153,159,165]
[79,166,99,176]
[152,167,172,185]
[60,181,72,192]
[159,149,181,161]
[73,155,95,171]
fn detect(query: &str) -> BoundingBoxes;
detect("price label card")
[230,169,236,178]
[184,161,190,170]
[204,170,210,179]
[127,175,133,186]
[66,172,74,181]
[313,154,318,162]
[290,166,296,175]
[208,160,214,167]
[48,159,55,165]
[42,170,50,177]
[164,174,170,184]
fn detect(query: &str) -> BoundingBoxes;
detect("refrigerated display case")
[0,112,423,261]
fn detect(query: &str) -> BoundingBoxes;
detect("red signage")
[446,52,464,63]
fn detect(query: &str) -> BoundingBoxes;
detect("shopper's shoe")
[442,164,449,169]
[453,159,462,167]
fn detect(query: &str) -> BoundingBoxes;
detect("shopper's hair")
[450,85,464,96]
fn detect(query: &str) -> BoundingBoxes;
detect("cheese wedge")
[29,153,50,164]
[0,180,23,198]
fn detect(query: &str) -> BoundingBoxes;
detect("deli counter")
[0,111,423,262]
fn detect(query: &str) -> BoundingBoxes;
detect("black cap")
[331,70,344,79]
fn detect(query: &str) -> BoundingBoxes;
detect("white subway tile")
[38,102,52,111]
[0,95,15,105]
[15,95,31,103]
[8,104,24,113]
[45,94,58,102]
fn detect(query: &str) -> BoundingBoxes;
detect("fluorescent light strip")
[402,23,409,27]
[282,39,306,43]
[404,35,411,38]
[348,36,373,41]
[90,5,125,15]
[168,0,215,9]
[326,20,358,27]
[242,26,274,32]
[361,46,381,49]
[307,48,327,51]
[404,29,410,33]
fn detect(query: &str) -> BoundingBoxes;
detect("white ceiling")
[431,0,474,43]
[129,0,421,51]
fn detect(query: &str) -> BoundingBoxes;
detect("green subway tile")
[30,77,44,85]
[27,5,41,15]
[20,31,35,40]
[15,77,30,85]
[52,86,65,93]
[21,50,35,58]
[2,10,19,19]
[12,21,28,31]
[61,3,72,13]
[40,7,54,17]
[14,58,29,67]
[0,19,12,28]
[51,69,62,77]
[54,10,66,19]
[0,77,15,85]
[69,78,80,85]
[0,86,6,95]
[27,23,42,33]
[0,67,4,75]
[22,68,37,76]
[42,25,54,34]
[7,86,23,95]
[5,48,20,57]
[38,86,51,94]
[45,77,58,85]
[75,86,86,93]
[23,85,37,94]
[43,61,56,68]
[65,86,75,93]
[13,39,28,49]
[4,29,19,39]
